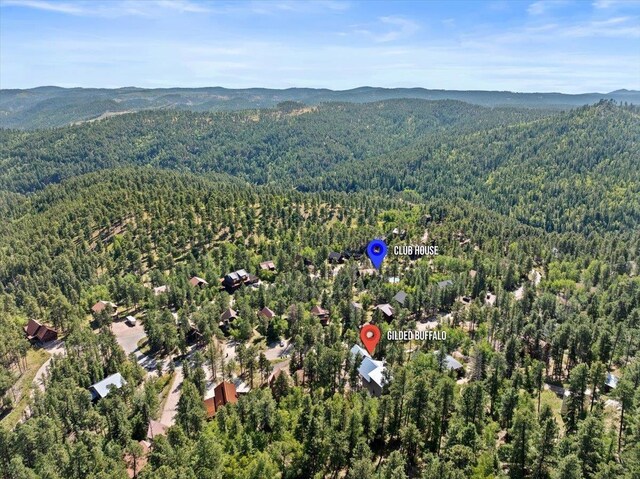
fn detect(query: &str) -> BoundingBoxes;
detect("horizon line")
[1,85,637,96]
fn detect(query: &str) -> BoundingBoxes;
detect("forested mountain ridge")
[311,102,640,234]
[0,99,555,193]
[1,85,638,129]
[1,101,638,235]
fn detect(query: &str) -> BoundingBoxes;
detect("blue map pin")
[367,239,387,270]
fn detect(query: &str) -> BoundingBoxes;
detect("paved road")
[112,320,146,355]
[264,339,291,360]
[32,340,65,391]
[160,364,184,426]
[111,320,157,372]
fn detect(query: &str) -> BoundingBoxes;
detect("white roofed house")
[89,372,127,401]
[374,303,395,321]
[153,285,169,296]
[350,344,387,396]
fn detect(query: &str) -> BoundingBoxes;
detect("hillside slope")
[1,101,637,235]
[1,86,638,129]
[0,99,553,193]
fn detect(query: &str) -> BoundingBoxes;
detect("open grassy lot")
[1,349,50,429]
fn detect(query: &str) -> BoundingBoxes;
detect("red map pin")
[360,323,381,355]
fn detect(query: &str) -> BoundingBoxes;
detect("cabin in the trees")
[153,285,169,296]
[485,292,497,306]
[604,372,619,392]
[374,303,395,321]
[204,381,239,419]
[522,336,551,362]
[268,369,290,388]
[258,307,275,320]
[328,252,345,264]
[259,260,276,272]
[343,249,364,261]
[24,319,58,343]
[435,351,465,378]
[437,279,454,289]
[311,305,330,326]
[350,345,386,396]
[189,276,209,288]
[89,372,126,401]
[219,308,238,328]
[393,291,407,306]
[91,300,118,315]
[223,269,249,288]
[24,319,41,338]
[350,301,363,310]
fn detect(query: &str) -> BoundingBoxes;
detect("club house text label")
[393,245,439,256]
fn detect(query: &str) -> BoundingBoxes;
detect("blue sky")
[1,0,639,92]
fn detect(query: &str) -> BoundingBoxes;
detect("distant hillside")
[0,99,554,193]
[1,100,637,235]
[1,85,638,129]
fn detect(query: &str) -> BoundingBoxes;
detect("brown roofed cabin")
[311,305,330,326]
[189,276,209,288]
[24,319,42,338]
[24,319,58,343]
[260,260,276,271]
[220,308,238,323]
[258,307,275,320]
[268,369,292,391]
[204,381,238,419]
[204,397,217,419]
[36,324,58,343]
[219,308,238,330]
[92,300,118,315]
[214,381,238,410]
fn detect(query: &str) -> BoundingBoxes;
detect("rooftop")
[89,372,126,400]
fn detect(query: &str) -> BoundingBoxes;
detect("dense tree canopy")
[0,100,638,478]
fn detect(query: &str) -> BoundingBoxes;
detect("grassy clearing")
[1,348,50,429]
[540,389,564,427]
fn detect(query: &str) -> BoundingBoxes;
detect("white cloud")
[592,0,640,8]
[1,0,212,17]
[350,16,420,43]
[527,0,569,15]
[2,0,85,15]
